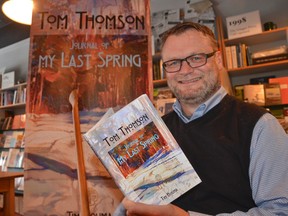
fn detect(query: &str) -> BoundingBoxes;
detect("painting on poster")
[24,0,152,215]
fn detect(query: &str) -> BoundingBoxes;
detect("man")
[122,22,288,215]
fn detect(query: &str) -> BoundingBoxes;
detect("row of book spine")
[1,114,26,130]
[153,59,165,81]
[225,43,252,69]
[0,86,26,107]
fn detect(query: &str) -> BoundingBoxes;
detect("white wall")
[0,38,30,83]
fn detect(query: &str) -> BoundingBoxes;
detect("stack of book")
[251,45,288,65]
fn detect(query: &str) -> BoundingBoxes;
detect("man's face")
[161,30,222,105]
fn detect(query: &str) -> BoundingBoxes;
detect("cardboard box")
[226,10,262,39]
[269,77,288,104]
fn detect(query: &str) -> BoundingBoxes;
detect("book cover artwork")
[84,94,201,204]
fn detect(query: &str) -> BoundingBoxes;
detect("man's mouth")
[179,77,201,84]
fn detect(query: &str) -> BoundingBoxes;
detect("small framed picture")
[156,98,176,116]
[2,71,15,89]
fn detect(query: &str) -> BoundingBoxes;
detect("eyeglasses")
[162,51,217,73]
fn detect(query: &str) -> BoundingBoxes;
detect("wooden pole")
[69,88,90,216]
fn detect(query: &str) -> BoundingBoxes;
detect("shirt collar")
[173,86,227,123]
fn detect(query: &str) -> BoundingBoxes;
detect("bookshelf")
[216,18,288,130]
[0,82,26,195]
[0,82,27,109]
[217,18,288,85]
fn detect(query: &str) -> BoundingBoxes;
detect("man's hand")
[122,198,189,216]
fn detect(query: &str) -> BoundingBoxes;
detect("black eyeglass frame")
[162,51,217,73]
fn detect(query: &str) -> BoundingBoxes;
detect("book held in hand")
[84,94,201,205]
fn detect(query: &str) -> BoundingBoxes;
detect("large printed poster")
[24,0,152,215]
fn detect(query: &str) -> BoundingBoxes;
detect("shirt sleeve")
[188,113,288,216]
[215,113,288,216]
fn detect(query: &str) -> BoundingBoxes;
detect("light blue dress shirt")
[173,86,288,215]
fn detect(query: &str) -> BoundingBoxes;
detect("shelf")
[0,82,27,92]
[0,103,26,110]
[153,52,161,59]
[153,79,167,88]
[217,14,288,84]
[227,59,288,77]
[264,103,288,108]
[0,128,25,132]
[224,27,288,46]
[0,82,27,109]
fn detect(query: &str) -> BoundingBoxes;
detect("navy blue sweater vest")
[163,95,267,215]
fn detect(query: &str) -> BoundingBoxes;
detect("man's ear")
[215,50,224,68]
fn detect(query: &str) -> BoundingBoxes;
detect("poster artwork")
[24,0,152,215]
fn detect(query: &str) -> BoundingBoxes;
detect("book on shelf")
[15,176,24,191]
[230,45,238,69]
[153,86,174,101]
[1,90,14,106]
[234,85,244,101]
[251,45,288,65]
[156,98,176,116]
[252,53,288,65]
[0,134,5,147]
[153,59,164,81]
[11,114,26,129]
[2,130,25,148]
[0,150,9,171]
[6,148,21,168]
[225,46,233,69]
[15,134,25,148]
[83,94,201,205]
[0,84,26,107]
[243,84,265,106]
[240,43,248,67]
[250,75,275,84]
[269,77,288,104]
[3,135,12,147]
[225,43,250,69]
[264,83,282,105]
[4,116,13,130]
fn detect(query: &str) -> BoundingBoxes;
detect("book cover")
[24,0,152,215]
[11,115,20,129]
[264,83,282,105]
[230,45,238,69]
[16,177,24,191]
[225,46,233,70]
[6,148,21,168]
[0,150,9,171]
[269,77,288,104]
[84,94,201,205]
[156,98,176,116]
[11,114,26,129]
[15,151,24,168]
[3,135,12,148]
[244,84,265,106]
[2,130,24,148]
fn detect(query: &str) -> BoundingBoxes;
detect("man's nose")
[179,60,194,73]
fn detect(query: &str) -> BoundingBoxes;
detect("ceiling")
[0,0,30,49]
[0,0,287,49]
